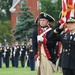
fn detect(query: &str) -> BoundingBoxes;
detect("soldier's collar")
[70,32,75,35]
[41,25,48,28]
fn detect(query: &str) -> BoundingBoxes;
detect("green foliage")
[0,20,12,44]
[0,0,12,44]
[0,0,12,20]
[12,0,36,41]
[0,9,7,23]
[40,0,62,22]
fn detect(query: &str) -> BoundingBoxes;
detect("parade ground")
[0,67,62,75]
[0,62,62,75]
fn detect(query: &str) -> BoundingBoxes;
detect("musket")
[37,21,41,75]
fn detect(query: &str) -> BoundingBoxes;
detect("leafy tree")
[12,0,36,41]
[0,20,12,44]
[0,9,7,24]
[0,0,12,21]
[5,0,12,20]
[0,0,12,44]
[39,0,62,22]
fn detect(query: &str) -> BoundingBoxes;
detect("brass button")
[68,53,70,55]
[69,49,70,51]
[65,49,67,52]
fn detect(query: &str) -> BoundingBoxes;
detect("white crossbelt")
[40,28,52,36]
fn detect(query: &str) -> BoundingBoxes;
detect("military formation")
[0,39,35,70]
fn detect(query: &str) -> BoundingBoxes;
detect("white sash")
[40,28,52,36]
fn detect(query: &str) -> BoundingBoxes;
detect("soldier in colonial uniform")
[20,41,26,67]
[0,42,4,68]
[48,17,75,75]
[32,12,58,75]
[13,41,20,68]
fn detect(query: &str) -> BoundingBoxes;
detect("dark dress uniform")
[4,46,11,68]
[48,17,75,75]
[13,45,20,68]
[27,45,35,71]
[0,46,4,68]
[20,44,26,67]
[11,46,15,67]
[49,31,75,74]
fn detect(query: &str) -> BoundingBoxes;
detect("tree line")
[0,0,62,43]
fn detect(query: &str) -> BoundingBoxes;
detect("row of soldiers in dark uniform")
[0,39,35,70]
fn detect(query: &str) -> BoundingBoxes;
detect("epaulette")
[54,29,59,34]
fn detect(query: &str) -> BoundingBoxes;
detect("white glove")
[21,48,23,51]
[14,47,16,50]
[59,23,64,29]
[36,57,40,67]
[37,35,44,42]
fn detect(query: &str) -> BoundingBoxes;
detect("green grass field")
[0,61,62,75]
[0,67,62,75]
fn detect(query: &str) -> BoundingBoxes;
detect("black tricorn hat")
[35,16,39,23]
[66,17,75,23]
[35,12,55,23]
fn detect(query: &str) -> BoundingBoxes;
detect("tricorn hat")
[35,12,55,23]
[66,17,75,23]
[35,16,39,23]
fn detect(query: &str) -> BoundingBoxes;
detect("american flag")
[62,0,75,20]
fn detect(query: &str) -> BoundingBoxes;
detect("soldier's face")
[67,22,75,31]
[39,18,48,27]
